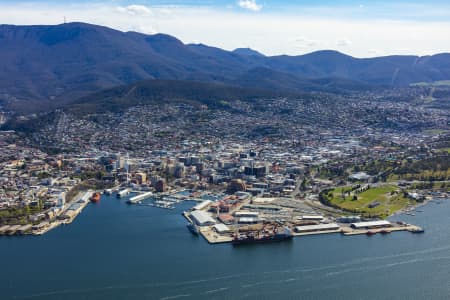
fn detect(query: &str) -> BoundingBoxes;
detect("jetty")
[117,188,130,198]
[127,192,153,204]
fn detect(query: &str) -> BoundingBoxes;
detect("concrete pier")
[127,192,153,204]
[193,223,424,244]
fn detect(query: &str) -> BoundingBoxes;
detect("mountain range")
[0,22,450,113]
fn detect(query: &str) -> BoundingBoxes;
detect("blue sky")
[1,0,450,57]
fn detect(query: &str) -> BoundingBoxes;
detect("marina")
[123,189,201,209]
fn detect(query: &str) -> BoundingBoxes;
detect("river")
[1,195,450,299]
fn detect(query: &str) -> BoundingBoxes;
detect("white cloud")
[294,36,321,48]
[116,4,152,16]
[336,39,352,47]
[238,0,262,12]
[129,24,157,35]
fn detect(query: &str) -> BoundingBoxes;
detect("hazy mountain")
[0,22,450,112]
[232,48,265,57]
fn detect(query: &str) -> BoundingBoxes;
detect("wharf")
[32,221,61,235]
[127,192,154,204]
[199,226,233,244]
[61,196,91,225]
[182,211,192,222]
[193,223,424,244]
[341,224,422,236]
[293,229,342,236]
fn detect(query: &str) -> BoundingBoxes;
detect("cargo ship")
[90,192,101,203]
[232,227,293,245]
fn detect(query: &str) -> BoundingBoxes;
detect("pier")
[341,224,423,236]
[117,188,130,198]
[196,224,424,244]
[127,192,154,204]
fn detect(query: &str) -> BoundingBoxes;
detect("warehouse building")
[193,200,212,211]
[190,210,216,226]
[238,217,260,224]
[301,215,324,221]
[295,223,340,233]
[213,223,231,234]
[234,211,259,218]
[350,220,392,229]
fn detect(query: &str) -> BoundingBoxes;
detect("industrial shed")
[213,223,231,234]
[301,215,324,221]
[234,211,259,218]
[193,200,212,211]
[238,217,259,224]
[190,210,216,226]
[350,220,392,229]
[295,223,340,233]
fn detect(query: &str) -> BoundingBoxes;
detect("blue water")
[1,196,450,300]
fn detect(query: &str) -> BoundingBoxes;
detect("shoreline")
[390,195,449,219]
[0,191,93,237]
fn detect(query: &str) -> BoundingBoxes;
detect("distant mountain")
[229,67,373,93]
[232,48,265,57]
[1,22,450,113]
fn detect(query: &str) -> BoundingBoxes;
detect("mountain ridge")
[1,22,450,113]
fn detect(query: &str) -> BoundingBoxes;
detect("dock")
[127,192,153,204]
[117,188,130,198]
[191,223,425,244]
[293,229,342,236]
[341,224,423,236]
[198,226,233,244]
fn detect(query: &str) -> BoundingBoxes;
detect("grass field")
[411,80,450,87]
[439,147,450,154]
[325,185,414,218]
[423,129,448,135]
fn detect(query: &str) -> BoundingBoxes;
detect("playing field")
[325,184,414,218]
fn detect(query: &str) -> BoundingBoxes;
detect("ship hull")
[90,192,101,203]
[232,235,293,245]
[187,223,199,236]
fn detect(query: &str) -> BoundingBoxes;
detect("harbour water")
[1,195,450,300]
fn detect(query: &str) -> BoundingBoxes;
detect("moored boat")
[90,192,101,203]
[232,227,293,245]
[411,228,425,234]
